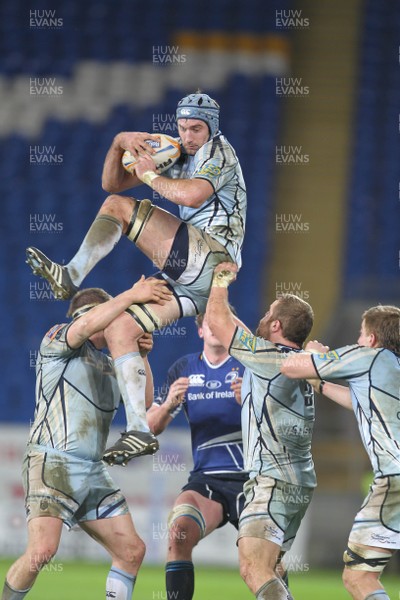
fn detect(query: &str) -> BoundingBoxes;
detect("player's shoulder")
[42,323,68,343]
[212,133,234,151]
[371,346,400,366]
[336,344,378,357]
[226,353,244,368]
[39,323,73,358]
[234,326,275,353]
[168,352,201,375]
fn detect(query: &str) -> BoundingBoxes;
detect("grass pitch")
[0,560,398,599]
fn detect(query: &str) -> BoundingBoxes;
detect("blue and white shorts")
[23,448,129,529]
[161,222,233,317]
[349,475,400,550]
[238,475,314,551]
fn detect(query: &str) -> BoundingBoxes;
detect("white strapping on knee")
[125,303,161,333]
[343,542,393,572]
[126,199,154,244]
[167,504,206,539]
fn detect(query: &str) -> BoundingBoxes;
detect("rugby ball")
[122,134,181,175]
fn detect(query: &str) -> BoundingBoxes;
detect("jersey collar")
[201,351,231,370]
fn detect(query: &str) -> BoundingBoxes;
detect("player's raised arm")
[102,131,158,193]
[206,262,239,349]
[67,276,172,348]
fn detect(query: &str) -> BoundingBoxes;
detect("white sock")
[114,352,149,432]
[67,214,122,285]
[106,567,135,600]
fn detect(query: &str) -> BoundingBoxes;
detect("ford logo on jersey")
[206,380,222,390]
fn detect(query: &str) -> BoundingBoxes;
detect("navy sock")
[165,561,194,600]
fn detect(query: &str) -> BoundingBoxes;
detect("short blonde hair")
[362,305,400,353]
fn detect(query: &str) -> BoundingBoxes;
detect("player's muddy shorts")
[161,222,233,316]
[349,475,400,550]
[238,475,314,551]
[182,471,248,528]
[22,447,129,529]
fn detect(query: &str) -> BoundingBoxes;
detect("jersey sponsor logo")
[316,350,340,360]
[188,373,205,386]
[225,371,239,384]
[206,380,222,390]
[371,533,395,545]
[106,592,117,598]
[196,164,222,178]
[239,330,257,353]
[45,323,64,340]
[263,524,280,539]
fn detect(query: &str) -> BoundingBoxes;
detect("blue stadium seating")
[345,0,400,297]
[0,0,285,422]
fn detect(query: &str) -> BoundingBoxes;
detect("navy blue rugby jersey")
[155,352,245,475]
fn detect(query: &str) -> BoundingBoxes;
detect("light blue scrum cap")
[176,93,220,138]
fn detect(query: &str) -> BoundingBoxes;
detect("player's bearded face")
[178,119,210,155]
[256,313,274,340]
[256,301,279,340]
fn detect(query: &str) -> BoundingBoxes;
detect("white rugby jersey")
[230,327,317,488]
[312,345,400,477]
[28,323,121,461]
[165,134,247,268]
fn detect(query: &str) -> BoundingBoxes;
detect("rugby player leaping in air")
[26,92,247,465]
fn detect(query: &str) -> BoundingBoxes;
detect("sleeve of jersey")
[39,323,75,360]
[229,326,278,377]
[192,138,236,192]
[154,357,187,419]
[311,345,374,380]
